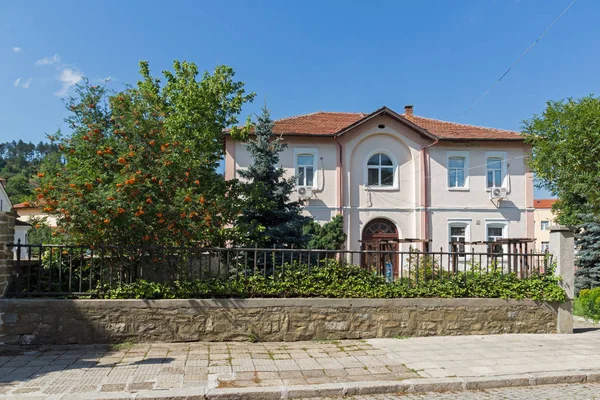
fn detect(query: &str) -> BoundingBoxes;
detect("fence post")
[0,211,17,298]
[549,225,575,334]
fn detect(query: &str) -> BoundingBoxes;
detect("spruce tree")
[236,107,311,248]
[575,215,600,294]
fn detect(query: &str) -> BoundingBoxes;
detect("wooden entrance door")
[361,218,398,279]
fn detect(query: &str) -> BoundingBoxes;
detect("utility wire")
[461,0,577,118]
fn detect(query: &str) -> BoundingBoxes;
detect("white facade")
[225,107,534,254]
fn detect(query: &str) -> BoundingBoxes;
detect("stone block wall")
[0,298,559,345]
[0,211,16,297]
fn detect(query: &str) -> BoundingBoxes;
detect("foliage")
[235,106,311,247]
[0,140,59,203]
[37,60,254,246]
[303,215,347,250]
[578,287,600,321]
[522,96,600,225]
[26,217,56,244]
[574,215,600,294]
[96,259,566,302]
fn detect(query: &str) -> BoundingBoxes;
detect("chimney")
[404,105,414,119]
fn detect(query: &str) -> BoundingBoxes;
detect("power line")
[461,0,577,118]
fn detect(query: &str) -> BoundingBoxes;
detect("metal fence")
[7,242,553,297]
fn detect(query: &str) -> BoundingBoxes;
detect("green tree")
[303,214,347,250]
[38,60,254,246]
[235,106,311,248]
[523,96,600,226]
[575,215,600,293]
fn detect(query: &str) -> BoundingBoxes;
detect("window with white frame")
[448,220,470,256]
[541,241,550,252]
[540,220,549,230]
[294,148,318,188]
[487,223,506,254]
[366,153,395,187]
[485,152,507,189]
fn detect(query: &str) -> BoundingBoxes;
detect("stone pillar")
[549,225,575,334]
[0,211,17,298]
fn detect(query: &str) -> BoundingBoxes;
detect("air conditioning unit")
[297,187,312,199]
[490,187,508,200]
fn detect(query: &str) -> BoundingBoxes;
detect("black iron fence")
[7,241,553,297]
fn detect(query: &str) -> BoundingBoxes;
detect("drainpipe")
[336,137,346,250]
[421,138,439,251]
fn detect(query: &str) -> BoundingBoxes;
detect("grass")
[573,296,584,317]
[110,341,135,351]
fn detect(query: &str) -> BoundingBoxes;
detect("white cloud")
[36,54,61,66]
[13,77,32,89]
[55,68,83,96]
[12,47,23,53]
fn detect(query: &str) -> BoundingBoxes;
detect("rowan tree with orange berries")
[38,60,254,247]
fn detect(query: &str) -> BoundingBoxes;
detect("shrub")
[578,287,600,321]
[96,259,566,302]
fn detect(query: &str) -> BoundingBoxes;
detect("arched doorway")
[361,218,399,279]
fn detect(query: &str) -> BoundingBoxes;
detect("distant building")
[0,178,31,258]
[533,199,557,252]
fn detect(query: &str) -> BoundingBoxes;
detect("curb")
[4,369,600,399]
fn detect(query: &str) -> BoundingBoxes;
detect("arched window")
[366,153,395,187]
[362,218,397,240]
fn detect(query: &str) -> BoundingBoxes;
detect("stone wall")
[0,298,558,345]
[0,211,16,297]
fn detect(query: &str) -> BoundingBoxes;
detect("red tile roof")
[269,109,522,140]
[13,200,44,209]
[273,112,367,135]
[534,199,557,209]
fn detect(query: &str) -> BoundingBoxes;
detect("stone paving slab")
[0,320,599,399]
[0,340,415,397]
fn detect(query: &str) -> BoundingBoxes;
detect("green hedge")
[578,287,600,321]
[96,260,566,302]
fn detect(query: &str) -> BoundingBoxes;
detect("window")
[448,157,465,188]
[294,148,318,188]
[366,153,395,187]
[446,151,469,190]
[450,226,466,254]
[487,223,506,254]
[448,220,470,256]
[540,221,549,231]
[297,154,314,187]
[541,241,550,252]
[485,152,507,189]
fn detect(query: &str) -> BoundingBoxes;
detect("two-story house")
[225,106,533,261]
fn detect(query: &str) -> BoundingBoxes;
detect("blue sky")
[1,0,596,198]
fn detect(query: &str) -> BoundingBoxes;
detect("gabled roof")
[267,106,522,141]
[534,199,557,209]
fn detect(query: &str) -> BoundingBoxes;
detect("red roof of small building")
[534,199,557,209]
[268,109,521,140]
[13,200,44,209]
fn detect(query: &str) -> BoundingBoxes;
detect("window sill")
[447,187,470,192]
[364,186,399,192]
[486,187,508,192]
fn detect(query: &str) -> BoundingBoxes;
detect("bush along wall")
[578,287,600,321]
[95,259,566,302]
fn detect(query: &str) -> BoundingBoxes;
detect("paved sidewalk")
[0,340,416,397]
[368,326,600,379]
[0,322,599,399]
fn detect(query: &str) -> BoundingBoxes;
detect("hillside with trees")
[0,140,59,203]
